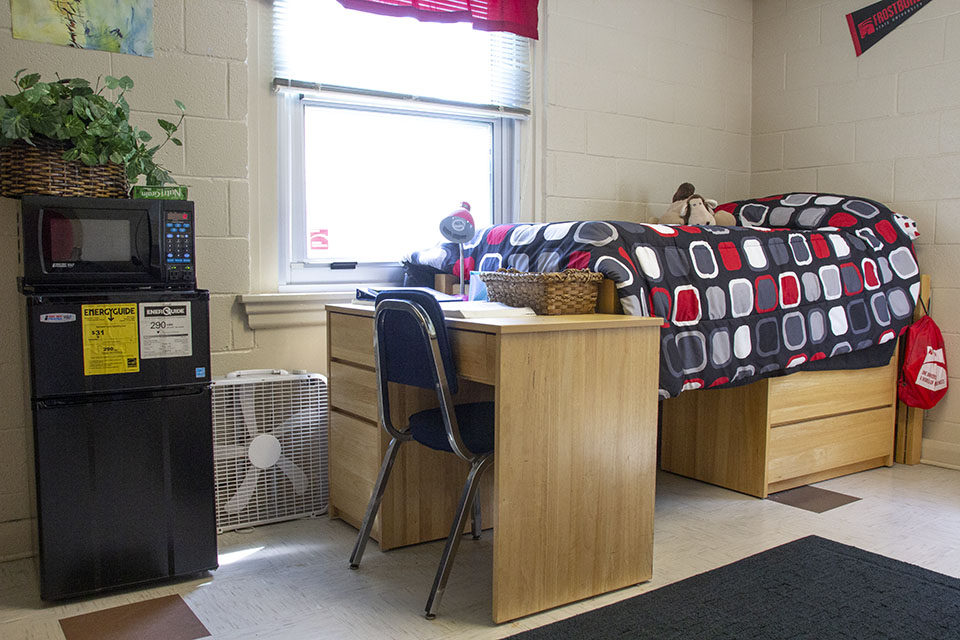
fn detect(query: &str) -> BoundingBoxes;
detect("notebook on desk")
[352,286,463,306]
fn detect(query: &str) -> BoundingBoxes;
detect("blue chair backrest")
[374,289,458,395]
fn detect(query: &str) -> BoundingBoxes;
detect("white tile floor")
[2,464,959,639]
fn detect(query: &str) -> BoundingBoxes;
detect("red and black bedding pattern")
[405,193,922,398]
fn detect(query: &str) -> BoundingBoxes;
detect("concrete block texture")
[186,0,247,61]
[817,161,894,203]
[752,133,784,172]
[819,76,897,124]
[935,200,960,245]
[900,60,960,115]
[187,178,230,237]
[784,124,856,169]
[154,0,186,52]
[895,155,960,201]
[0,30,110,85]
[547,151,619,200]
[196,237,250,294]
[185,118,248,178]
[856,114,940,161]
[113,52,228,119]
[753,88,818,134]
[587,112,646,159]
[546,106,587,153]
[229,180,251,238]
[0,519,32,562]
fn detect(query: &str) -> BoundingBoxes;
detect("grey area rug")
[507,536,960,639]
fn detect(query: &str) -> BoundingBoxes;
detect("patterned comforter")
[405,193,922,398]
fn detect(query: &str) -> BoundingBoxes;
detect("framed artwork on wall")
[12,0,154,57]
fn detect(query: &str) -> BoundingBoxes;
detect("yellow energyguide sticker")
[81,303,140,376]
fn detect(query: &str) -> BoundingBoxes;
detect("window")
[273,0,532,289]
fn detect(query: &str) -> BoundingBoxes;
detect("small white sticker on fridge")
[138,302,193,359]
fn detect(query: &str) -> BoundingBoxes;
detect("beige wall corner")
[752,0,960,465]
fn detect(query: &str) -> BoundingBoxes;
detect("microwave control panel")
[163,211,195,282]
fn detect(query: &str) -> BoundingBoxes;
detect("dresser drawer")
[767,406,894,483]
[329,409,381,528]
[767,360,895,426]
[329,312,374,368]
[329,361,378,422]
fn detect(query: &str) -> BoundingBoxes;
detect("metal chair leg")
[349,437,404,569]
[424,454,493,619]
[471,487,482,540]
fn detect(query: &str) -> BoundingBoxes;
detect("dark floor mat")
[767,484,861,513]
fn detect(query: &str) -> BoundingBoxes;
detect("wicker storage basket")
[0,138,127,199]
[478,268,604,315]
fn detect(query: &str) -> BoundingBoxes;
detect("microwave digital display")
[19,195,196,292]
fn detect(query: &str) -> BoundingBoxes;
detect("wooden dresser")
[660,355,898,498]
[325,305,494,551]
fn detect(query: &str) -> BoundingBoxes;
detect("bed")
[405,193,924,496]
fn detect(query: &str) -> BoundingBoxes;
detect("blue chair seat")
[409,402,495,455]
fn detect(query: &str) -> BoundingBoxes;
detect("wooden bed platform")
[438,274,929,498]
[659,356,897,498]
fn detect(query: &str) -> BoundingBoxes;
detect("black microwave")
[19,195,197,292]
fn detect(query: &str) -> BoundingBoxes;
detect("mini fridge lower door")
[33,385,218,600]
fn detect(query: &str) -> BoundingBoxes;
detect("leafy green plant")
[0,69,184,186]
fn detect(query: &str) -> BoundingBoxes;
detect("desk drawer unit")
[326,308,493,550]
[661,354,897,498]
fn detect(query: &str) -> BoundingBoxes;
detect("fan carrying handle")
[226,369,290,378]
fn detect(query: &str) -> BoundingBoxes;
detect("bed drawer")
[329,361,378,422]
[767,362,895,426]
[767,406,895,483]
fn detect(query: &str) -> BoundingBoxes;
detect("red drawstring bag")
[898,300,948,409]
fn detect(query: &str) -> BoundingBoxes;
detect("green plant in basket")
[0,69,184,186]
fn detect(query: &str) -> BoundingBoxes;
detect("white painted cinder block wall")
[750,0,960,467]
[539,0,753,223]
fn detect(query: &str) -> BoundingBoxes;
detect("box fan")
[212,369,328,533]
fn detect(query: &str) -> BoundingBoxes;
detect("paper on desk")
[441,301,535,318]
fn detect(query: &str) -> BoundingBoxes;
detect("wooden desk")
[326,304,662,622]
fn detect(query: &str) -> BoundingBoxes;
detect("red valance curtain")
[336,0,539,39]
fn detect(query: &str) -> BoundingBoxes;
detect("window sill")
[239,291,354,330]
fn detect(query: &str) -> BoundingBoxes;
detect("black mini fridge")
[25,289,218,600]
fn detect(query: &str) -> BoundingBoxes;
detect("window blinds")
[272,0,532,112]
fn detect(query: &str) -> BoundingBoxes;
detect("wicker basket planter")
[477,268,604,315]
[0,138,128,199]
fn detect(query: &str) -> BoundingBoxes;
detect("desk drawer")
[329,312,374,368]
[767,406,894,483]
[767,361,895,426]
[330,361,378,422]
[451,329,495,385]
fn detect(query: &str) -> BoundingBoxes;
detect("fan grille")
[212,373,329,533]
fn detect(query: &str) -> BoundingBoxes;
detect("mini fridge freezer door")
[34,386,218,600]
[26,290,211,398]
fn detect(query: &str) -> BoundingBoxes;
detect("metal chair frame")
[348,298,493,619]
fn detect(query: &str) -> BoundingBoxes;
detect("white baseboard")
[920,438,960,470]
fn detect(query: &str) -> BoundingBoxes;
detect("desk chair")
[348,290,494,619]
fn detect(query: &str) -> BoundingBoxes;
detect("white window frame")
[276,87,520,291]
